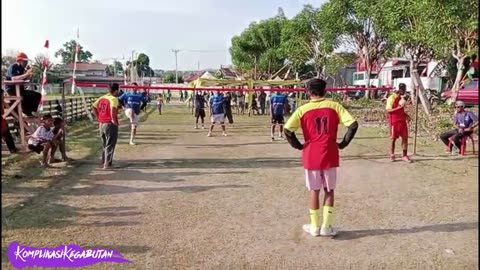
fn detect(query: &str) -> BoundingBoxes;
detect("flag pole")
[38,40,49,113]
[71,28,80,95]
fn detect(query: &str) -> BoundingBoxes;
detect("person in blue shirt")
[207,91,227,137]
[118,84,147,145]
[270,90,288,141]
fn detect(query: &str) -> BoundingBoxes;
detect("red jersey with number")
[284,99,355,170]
[386,93,406,124]
[92,94,119,123]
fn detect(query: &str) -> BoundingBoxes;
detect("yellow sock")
[322,206,334,228]
[309,209,319,229]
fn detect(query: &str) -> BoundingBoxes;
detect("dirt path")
[2,104,478,269]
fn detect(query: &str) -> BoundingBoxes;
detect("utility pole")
[131,50,136,83]
[172,49,180,84]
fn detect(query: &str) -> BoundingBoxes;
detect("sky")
[2,0,325,71]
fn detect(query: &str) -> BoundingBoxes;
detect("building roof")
[66,63,108,71]
[219,67,241,78]
[63,76,125,84]
[183,71,206,82]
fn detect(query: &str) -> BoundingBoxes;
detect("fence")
[4,96,96,139]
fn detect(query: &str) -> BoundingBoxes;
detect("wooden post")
[413,78,419,155]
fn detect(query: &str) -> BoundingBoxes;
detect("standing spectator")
[223,92,234,125]
[92,83,120,170]
[207,91,227,137]
[28,114,55,167]
[166,90,172,104]
[180,91,184,102]
[439,101,478,153]
[5,52,41,117]
[194,92,208,129]
[156,94,165,115]
[259,91,267,115]
[237,91,246,115]
[386,83,412,162]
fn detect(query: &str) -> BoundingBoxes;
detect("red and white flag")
[38,39,50,112]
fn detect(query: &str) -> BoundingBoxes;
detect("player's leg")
[278,116,285,139]
[195,109,200,129]
[200,110,205,129]
[303,170,322,236]
[320,168,337,236]
[389,124,397,161]
[41,142,52,167]
[129,114,138,145]
[220,115,227,136]
[207,114,216,137]
[451,132,464,152]
[400,122,412,162]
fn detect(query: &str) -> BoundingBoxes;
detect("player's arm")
[337,105,359,150]
[110,99,119,126]
[386,96,403,113]
[465,113,479,131]
[91,98,100,120]
[284,110,303,150]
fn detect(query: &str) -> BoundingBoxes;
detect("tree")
[107,60,124,77]
[436,0,479,102]
[382,0,447,114]
[31,54,65,84]
[282,5,332,78]
[163,72,183,83]
[133,53,154,77]
[230,14,286,79]
[54,40,93,65]
[319,0,393,98]
[324,52,356,86]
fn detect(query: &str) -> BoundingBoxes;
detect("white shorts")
[125,108,139,127]
[211,114,225,124]
[305,168,337,191]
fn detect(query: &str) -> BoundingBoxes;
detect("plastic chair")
[448,134,476,155]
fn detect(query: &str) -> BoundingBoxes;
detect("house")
[66,63,108,77]
[183,71,216,83]
[217,67,243,80]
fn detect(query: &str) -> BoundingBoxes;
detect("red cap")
[16,52,28,62]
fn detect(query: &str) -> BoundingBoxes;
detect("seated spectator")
[28,114,55,167]
[50,117,72,163]
[439,100,478,153]
[5,52,42,117]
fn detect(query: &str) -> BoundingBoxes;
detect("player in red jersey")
[386,83,412,162]
[284,78,359,237]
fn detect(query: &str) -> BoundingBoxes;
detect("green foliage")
[163,72,183,83]
[281,5,332,76]
[54,40,93,65]
[230,14,286,79]
[133,53,154,77]
[107,61,124,76]
[31,54,65,84]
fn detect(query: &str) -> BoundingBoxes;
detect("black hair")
[398,83,406,91]
[41,114,53,121]
[131,82,138,86]
[306,78,327,97]
[109,83,120,93]
[53,117,64,125]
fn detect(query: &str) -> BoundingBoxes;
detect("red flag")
[42,59,49,67]
[44,40,49,48]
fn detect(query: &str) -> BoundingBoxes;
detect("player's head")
[109,83,120,96]
[41,114,54,127]
[130,82,138,93]
[306,78,327,98]
[398,83,406,95]
[455,100,465,112]
[216,90,221,95]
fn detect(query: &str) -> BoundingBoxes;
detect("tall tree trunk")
[365,68,371,99]
[410,60,432,115]
[451,55,467,103]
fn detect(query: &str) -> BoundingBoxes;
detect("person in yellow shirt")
[156,94,164,115]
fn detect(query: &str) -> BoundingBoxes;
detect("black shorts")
[271,114,284,124]
[28,144,44,154]
[195,108,206,118]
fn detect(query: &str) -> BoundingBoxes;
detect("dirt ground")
[1,103,478,270]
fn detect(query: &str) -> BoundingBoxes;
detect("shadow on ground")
[335,221,478,240]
